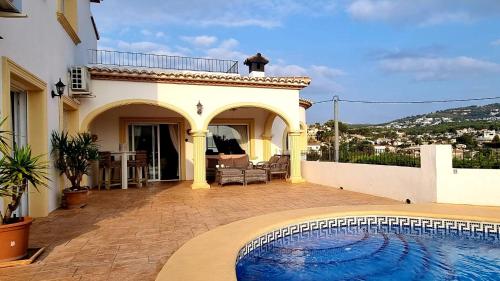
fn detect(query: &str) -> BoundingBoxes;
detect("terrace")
[87,49,240,74]
[0,181,398,281]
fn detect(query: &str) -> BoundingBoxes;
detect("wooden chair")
[97,151,121,190]
[127,150,149,187]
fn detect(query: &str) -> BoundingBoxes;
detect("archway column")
[191,130,210,189]
[288,131,305,183]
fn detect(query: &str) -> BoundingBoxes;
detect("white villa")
[0,0,311,218]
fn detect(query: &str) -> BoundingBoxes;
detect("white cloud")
[491,39,500,47]
[155,32,166,38]
[92,0,338,32]
[181,35,218,47]
[114,40,186,56]
[379,56,500,81]
[267,63,345,93]
[346,0,500,26]
[205,39,248,62]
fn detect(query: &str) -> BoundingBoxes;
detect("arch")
[80,99,197,131]
[202,102,296,131]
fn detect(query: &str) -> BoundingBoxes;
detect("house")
[476,130,497,143]
[0,1,311,218]
[307,141,322,152]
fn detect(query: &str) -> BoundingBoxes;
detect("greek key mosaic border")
[236,216,500,262]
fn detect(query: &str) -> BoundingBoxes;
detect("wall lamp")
[51,78,66,98]
[196,101,203,115]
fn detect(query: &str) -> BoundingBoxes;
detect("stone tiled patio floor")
[0,181,399,281]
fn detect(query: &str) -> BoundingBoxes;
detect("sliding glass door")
[128,124,180,181]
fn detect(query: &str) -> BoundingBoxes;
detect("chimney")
[244,53,269,77]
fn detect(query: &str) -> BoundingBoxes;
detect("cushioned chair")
[269,155,290,179]
[217,168,245,186]
[244,168,268,185]
[216,154,253,186]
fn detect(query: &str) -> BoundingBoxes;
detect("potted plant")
[0,120,48,262]
[51,131,99,209]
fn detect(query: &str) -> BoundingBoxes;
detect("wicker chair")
[255,155,280,169]
[269,155,290,179]
[217,168,245,186]
[216,154,253,186]
[244,168,268,185]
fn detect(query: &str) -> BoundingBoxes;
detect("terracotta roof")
[299,98,313,109]
[88,66,311,90]
[244,53,269,65]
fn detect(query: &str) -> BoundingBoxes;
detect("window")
[56,0,80,44]
[207,125,249,155]
[0,0,25,16]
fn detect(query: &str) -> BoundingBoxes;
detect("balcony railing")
[87,49,239,74]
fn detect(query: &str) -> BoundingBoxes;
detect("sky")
[91,0,500,124]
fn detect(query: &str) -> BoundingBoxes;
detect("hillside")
[384,103,500,129]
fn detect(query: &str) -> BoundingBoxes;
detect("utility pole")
[333,95,339,162]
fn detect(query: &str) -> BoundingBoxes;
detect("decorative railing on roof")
[87,49,239,74]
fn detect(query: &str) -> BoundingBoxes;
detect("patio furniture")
[255,154,280,169]
[110,151,136,189]
[215,154,254,186]
[218,154,253,169]
[206,156,219,182]
[244,168,268,185]
[269,155,290,179]
[217,168,245,186]
[127,150,149,187]
[97,151,121,190]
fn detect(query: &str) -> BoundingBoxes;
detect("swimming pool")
[236,216,500,280]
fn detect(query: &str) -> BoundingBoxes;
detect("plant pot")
[0,217,33,262]
[62,189,89,209]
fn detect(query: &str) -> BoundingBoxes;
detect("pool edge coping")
[155,203,500,281]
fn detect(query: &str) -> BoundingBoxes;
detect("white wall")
[83,80,302,132]
[439,169,500,206]
[302,145,500,206]
[0,1,98,212]
[271,116,287,155]
[302,161,425,203]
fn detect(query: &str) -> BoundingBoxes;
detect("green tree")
[456,134,477,148]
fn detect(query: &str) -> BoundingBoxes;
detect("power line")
[311,96,500,105]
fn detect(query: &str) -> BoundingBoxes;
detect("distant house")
[476,130,497,143]
[307,141,322,152]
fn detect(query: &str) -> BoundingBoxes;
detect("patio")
[0,181,398,281]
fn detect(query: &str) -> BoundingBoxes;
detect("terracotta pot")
[63,189,89,209]
[0,217,33,262]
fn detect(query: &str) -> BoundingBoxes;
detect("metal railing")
[87,49,239,74]
[305,148,421,168]
[453,148,500,169]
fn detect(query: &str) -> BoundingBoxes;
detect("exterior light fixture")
[196,101,203,115]
[51,78,66,98]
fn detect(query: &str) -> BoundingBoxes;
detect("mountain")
[383,103,500,129]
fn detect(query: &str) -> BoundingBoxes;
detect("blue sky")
[91,0,500,124]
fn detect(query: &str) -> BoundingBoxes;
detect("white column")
[191,130,210,189]
[288,131,305,183]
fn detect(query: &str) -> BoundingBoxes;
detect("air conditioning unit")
[70,66,90,92]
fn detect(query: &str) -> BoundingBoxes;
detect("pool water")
[236,226,500,281]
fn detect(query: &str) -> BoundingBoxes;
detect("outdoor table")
[110,151,136,189]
